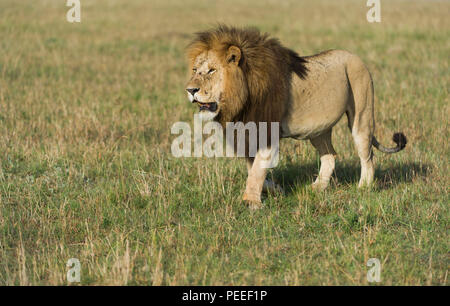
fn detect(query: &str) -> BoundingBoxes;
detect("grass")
[0,0,448,285]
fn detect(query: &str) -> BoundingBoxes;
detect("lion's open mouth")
[197,102,218,112]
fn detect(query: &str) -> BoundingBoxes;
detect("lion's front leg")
[243,147,277,209]
[243,169,266,210]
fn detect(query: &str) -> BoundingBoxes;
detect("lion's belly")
[281,53,351,139]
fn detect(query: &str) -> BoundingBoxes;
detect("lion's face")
[186,47,248,122]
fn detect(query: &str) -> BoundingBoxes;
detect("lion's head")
[186,25,307,127]
[185,44,247,122]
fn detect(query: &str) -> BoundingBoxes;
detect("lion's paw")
[311,181,329,192]
[243,192,262,210]
[245,200,263,210]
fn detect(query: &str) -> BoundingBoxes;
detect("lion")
[185,25,407,209]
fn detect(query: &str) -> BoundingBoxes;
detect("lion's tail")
[372,132,407,153]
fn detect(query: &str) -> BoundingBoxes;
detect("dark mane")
[187,25,308,138]
[187,25,308,80]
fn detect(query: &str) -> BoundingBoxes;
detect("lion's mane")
[187,25,308,132]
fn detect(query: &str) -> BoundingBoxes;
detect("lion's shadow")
[270,160,430,194]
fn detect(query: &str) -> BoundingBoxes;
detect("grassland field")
[0,0,448,285]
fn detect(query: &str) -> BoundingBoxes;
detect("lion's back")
[303,49,361,71]
[283,50,363,139]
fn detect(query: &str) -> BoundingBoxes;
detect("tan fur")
[186,26,406,209]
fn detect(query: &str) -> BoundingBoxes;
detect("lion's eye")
[193,68,197,73]
[208,68,216,75]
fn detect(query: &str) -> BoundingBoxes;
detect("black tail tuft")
[372,132,407,154]
[392,132,407,150]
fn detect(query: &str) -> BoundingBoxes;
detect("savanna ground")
[0,0,448,285]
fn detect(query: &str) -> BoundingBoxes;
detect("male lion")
[185,25,406,209]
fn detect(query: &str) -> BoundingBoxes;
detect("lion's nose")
[186,88,200,96]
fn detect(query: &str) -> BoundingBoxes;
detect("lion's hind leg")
[310,130,336,191]
[349,120,375,188]
[346,59,376,188]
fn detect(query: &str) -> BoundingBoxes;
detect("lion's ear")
[226,46,241,65]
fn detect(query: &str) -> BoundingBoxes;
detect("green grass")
[0,0,448,285]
